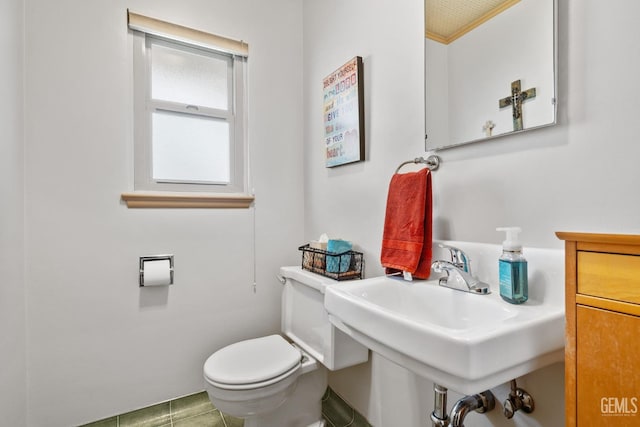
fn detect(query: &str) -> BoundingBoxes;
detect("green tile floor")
[321,388,371,427]
[79,392,243,427]
[80,387,370,427]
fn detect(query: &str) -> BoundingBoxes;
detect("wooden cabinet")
[557,232,640,427]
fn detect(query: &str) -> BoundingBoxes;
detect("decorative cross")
[482,120,495,137]
[499,80,536,131]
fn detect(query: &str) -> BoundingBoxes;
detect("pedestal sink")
[324,241,564,395]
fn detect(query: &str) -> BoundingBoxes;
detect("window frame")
[129,18,249,198]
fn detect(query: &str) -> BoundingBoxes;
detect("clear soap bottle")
[496,227,528,304]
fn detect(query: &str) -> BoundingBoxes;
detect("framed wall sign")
[323,56,365,167]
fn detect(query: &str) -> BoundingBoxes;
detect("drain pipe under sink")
[430,384,450,426]
[449,390,496,427]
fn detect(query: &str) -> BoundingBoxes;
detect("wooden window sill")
[121,192,254,208]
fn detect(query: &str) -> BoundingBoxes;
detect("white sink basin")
[324,241,565,395]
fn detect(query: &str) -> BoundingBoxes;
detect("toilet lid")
[204,335,301,385]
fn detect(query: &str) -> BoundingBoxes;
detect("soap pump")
[496,227,528,304]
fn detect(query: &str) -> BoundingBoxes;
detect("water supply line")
[503,379,535,419]
[430,384,496,427]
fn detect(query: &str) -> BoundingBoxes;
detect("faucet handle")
[431,259,452,274]
[437,244,471,274]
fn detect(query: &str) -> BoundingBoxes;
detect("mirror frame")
[425,0,558,151]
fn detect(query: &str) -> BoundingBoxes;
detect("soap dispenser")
[496,227,528,304]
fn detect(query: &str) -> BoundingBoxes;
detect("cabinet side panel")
[565,240,578,427]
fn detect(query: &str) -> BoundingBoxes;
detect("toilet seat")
[204,335,302,390]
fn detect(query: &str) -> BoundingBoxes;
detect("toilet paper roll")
[142,259,172,286]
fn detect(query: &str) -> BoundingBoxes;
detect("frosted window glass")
[152,111,230,183]
[151,42,229,110]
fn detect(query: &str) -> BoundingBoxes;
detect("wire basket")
[298,244,364,281]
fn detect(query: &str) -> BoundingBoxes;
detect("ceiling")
[426,0,520,44]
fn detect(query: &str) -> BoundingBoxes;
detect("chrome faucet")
[432,245,490,294]
[438,243,472,274]
[431,261,491,294]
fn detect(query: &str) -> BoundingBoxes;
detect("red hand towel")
[380,168,432,279]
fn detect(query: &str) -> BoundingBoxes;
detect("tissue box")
[309,240,328,250]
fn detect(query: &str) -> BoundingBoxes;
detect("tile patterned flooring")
[80,388,371,427]
[321,388,371,427]
[79,392,243,427]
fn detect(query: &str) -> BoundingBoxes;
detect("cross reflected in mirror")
[499,79,536,131]
[482,120,495,137]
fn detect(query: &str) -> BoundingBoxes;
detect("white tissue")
[310,233,330,250]
[142,259,172,286]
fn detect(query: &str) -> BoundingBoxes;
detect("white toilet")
[203,266,369,427]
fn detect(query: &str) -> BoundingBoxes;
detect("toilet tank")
[280,266,368,370]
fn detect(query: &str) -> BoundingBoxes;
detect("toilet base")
[243,364,328,427]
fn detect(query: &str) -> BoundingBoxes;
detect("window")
[124,11,252,208]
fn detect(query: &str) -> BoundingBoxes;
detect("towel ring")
[395,155,440,174]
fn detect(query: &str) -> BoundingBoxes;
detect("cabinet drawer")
[577,251,640,304]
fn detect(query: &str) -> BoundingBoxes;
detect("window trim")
[124,11,251,208]
[121,192,254,209]
[127,10,248,58]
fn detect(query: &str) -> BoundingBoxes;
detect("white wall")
[433,0,640,247]
[304,0,640,426]
[302,0,426,279]
[425,40,449,148]
[24,1,303,426]
[0,0,27,426]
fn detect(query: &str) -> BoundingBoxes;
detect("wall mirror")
[425,0,557,151]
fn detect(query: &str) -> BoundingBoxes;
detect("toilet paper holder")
[139,255,174,286]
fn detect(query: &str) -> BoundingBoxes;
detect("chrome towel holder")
[395,154,441,174]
